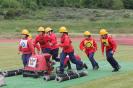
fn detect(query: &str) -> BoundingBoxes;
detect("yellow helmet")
[21,29,29,35]
[99,29,108,35]
[84,31,91,36]
[59,26,68,33]
[37,26,45,32]
[28,33,32,39]
[45,27,52,33]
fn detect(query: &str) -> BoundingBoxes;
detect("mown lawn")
[0,41,133,88]
[70,71,133,88]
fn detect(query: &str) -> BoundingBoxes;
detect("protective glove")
[110,50,114,54]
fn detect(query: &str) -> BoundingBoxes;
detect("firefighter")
[58,26,87,74]
[28,33,41,54]
[18,29,35,67]
[28,33,32,39]
[99,29,121,72]
[80,31,99,70]
[45,27,72,70]
[45,27,60,62]
[34,26,51,54]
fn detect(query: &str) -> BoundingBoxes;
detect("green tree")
[96,0,113,9]
[112,0,124,9]
[1,0,21,8]
[79,0,94,8]
[123,0,133,9]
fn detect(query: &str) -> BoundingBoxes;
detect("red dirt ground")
[0,36,133,45]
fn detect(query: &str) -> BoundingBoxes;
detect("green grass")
[1,7,133,37]
[0,41,133,88]
[0,43,22,70]
[69,71,133,88]
[1,19,133,33]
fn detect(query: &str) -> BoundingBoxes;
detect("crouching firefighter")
[45,27,60,62]
[99,29,121,72]
[58,26,88,74]
[18,29,35,67]
[80,31,99,70]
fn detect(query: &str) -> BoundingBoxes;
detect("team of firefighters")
[18,26,121,74]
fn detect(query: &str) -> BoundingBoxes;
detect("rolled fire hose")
[3,69,23,77]
[44,75,56,81]
[56,71,88,82]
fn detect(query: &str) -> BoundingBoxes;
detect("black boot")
[117,65,121,70]
[83,63,88,69]
[93,65,99,70]
[112,68,119,72]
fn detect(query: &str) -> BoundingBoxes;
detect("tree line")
[0,0,133,10]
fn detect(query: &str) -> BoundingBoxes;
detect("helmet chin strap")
[24,35,29,38]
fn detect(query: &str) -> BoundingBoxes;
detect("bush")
[112,0,124,9]
[79,0,95,8]
[4,9,16,19]
[28,1,38,10]
[96,0,113,9]
[4,9,28,19]
[123,13,130,18]
[1,0,21,8]
[21,0,38,10]
[123,0,133,9]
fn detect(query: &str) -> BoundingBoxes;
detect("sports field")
[0,36,133,88]
[1,1,133,88]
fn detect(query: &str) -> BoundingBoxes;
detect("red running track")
[0,36,133,46]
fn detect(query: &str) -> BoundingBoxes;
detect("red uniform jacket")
[28,37,40,52]
[101,35,117,54]
[33,41,41,52]
[18,38,35,54]
[49,33,59,50]
[79,37,97,55]
[34,34,51,49]
[59,34,74,53]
